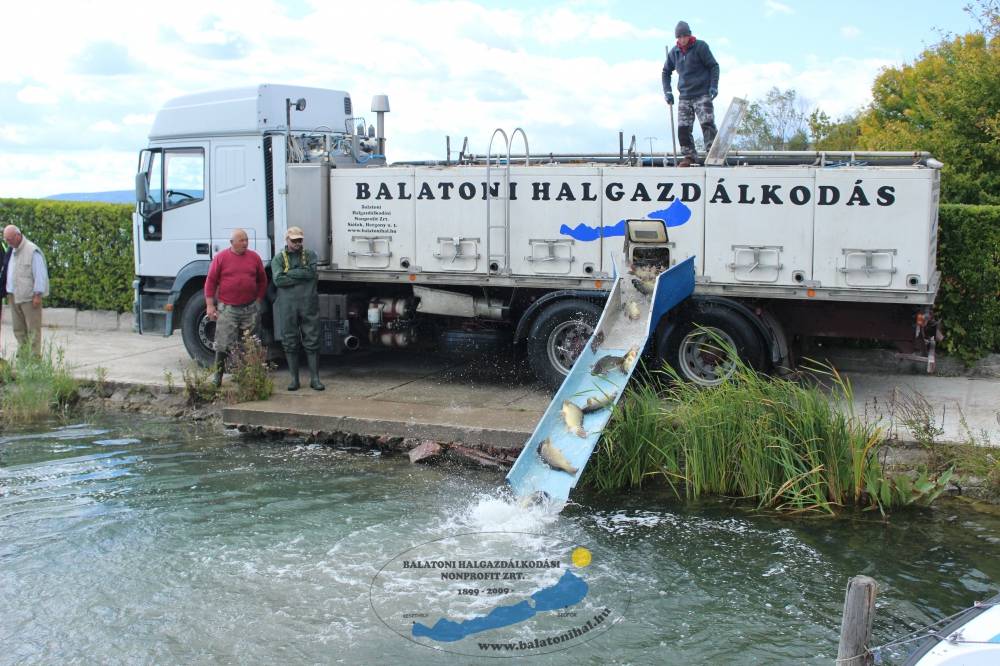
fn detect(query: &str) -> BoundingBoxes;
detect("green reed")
[582,340,904,515]
[0,342,78,423]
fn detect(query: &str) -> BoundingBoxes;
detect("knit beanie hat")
[675,21,691,38]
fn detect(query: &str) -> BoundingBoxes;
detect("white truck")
[133,84,942,388]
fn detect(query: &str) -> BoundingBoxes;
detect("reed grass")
[582,337,932,515]
[227,332,274,403]
[0,342,78,423]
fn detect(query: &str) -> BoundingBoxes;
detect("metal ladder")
[485,128,529,274]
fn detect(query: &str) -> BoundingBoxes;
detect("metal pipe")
[668,104,678,166]
[393,150,937,168]
[343,335,360,351]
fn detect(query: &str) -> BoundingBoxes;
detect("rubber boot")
[286,352,300,391]
[307,352,325,391]
[211,351,226,387]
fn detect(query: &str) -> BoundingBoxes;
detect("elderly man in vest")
[3,225,50,355]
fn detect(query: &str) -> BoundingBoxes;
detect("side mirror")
[135,172,148,204]
[295,97,306,112]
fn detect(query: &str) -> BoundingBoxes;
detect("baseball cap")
[286,226,304,240]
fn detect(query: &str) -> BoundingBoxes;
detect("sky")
[0,0,978,197]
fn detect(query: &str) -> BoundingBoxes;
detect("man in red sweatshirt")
[204,228,267,386]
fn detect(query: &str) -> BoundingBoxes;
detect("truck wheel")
[180,294,216,367]
[657,303,766,387]
[527,299,601,389]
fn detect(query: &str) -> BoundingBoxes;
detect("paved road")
[2,324,997,446]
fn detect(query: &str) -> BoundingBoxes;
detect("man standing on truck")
[271,227,324,392]
[204,228,267,387]
[3,225,49,356]
[662,20,720,167]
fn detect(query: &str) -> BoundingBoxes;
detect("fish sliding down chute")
[506,251,696,506]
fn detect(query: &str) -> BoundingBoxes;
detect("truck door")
[135,144,211,278]
[209,139,269,261]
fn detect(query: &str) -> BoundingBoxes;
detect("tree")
[736,87,810,150]
[964,0,999,38]
[808,109,862,150]
[857,8,1000,203]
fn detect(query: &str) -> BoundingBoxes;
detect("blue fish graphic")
[559,199,691,242]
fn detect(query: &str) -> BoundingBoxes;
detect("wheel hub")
[547,319,594,375]
[678,328,737,386]
[198,316,217,352]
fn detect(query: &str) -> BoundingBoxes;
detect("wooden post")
[837,575,878,666]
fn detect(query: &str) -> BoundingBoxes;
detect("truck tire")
[180,294,216,367]
[656,302,766,386]
[527,299,601,389]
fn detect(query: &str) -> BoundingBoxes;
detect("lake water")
[2,416,998,664]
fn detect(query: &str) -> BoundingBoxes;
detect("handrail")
[503,128,530,273]
[485,128,509,274]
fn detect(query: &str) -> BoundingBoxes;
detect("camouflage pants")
[677,94,717,158]
[215,301,260,353]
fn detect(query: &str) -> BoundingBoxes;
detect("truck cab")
[133,84,376,365]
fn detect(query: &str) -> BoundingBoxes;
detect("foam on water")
[439,486,564,535]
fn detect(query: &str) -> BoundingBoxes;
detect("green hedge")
[0,199,134,313]
[936,204,1000,363]
[0,199,997,362]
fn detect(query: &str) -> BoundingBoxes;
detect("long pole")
[668,103,678,166]
[665,45,678,166]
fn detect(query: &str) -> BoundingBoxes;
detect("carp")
[581,391,618,413]
[622,345,639,371]
[629,264,662,281]
[589,331,605,354]
[631,277,654,296]
[537,438,578,475]
[624,301,641,321]
[561,400,587,438]
[591,353,626,376]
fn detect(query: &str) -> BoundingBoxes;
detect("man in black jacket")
[662,20,721,167]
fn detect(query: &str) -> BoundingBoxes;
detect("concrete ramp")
[505,256,695,503]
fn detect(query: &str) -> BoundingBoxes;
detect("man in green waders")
[271,226,325,391]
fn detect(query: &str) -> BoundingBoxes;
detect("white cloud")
[16,85,59,105]
[764,1,794,16]
[0,125,28,145]
[89,120,121,133]
[841,25,862,39]
[0,0,922,197]
[717,54,888,118]
[0,151,136,198]
[123,114,155,126]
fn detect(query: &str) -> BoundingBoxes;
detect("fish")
[624,301,641,320]
[622,345,639,371]
[632,277,655,296]
[589,331,605,354]
[591,354,626,376]
[630,264,661,281]
[581,391,618,413]
[561,400,587,438]
[518,490,551,508]
[537,438,578,475]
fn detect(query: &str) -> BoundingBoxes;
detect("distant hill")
[46,191,135,204]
